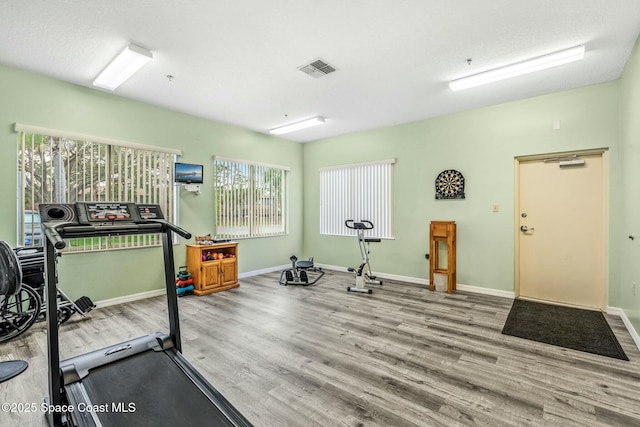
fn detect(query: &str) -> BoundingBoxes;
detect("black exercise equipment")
[14,246,95,325]
[40,202,252,427]
[1,245,95,344]
[0,240,29,383]
[279,255,324,286]
[345,220,383,294]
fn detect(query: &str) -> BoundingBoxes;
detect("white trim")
[14,122,182,155]
[213,155,290,171]
[316,264,429,285]
[607,307,640,351]
[239,264,289,278]
[94,289,166,308]
[317,264,516,298]
[319,158,396,171]
[456,284,515,299]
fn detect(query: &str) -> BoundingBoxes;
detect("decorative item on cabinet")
[186,242,239,296]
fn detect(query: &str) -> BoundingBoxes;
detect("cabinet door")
[201,262,221,289]
[220,259,237,285]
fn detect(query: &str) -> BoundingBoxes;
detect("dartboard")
[435,169,465,199]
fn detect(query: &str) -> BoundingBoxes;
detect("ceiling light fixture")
[93,43,153,91]
[449,45,585,91]
[269,116,326,135]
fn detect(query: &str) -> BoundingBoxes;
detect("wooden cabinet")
[429,221,456,293]
[186,243,239,295]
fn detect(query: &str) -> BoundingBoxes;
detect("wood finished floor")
[2,270,640,426]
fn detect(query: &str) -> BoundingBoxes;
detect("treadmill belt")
[80,349,235,427]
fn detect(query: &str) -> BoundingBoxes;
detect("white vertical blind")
[319,159,395,238]
[17,131,175,251]
[213,157,288,238]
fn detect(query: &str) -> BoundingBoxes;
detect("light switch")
[492,204,499,212]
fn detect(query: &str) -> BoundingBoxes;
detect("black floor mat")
[502,299,628,361]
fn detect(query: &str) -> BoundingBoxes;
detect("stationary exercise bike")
[345,220,382,294]
[279,255,324,286]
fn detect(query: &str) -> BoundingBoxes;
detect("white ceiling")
[1,1,639,143]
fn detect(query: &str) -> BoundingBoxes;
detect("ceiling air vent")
[297,58,337,78]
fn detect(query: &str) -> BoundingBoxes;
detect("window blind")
[319,159,395,238]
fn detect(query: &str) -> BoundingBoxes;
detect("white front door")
[515,151,608,310]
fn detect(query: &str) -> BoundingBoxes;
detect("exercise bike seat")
[296,258,315,269]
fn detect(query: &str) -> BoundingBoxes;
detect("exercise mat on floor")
[502,299,628,361]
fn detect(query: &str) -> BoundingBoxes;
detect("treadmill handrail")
[43,218,191,243]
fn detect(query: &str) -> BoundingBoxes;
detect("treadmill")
[40,202,252,427]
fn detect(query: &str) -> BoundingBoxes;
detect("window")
[17,124,180,251]
[319,159,395,238]
[213,157,288,239]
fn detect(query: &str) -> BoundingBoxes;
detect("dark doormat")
[502,299,628,361]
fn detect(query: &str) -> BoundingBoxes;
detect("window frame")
[16,123,182,251]
[213,156,289,239]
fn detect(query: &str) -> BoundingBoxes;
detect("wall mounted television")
[174,162,203,184]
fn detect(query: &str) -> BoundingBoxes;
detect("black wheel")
[57,306,74,325]
[0,285,42,343]
[367,289,373,294]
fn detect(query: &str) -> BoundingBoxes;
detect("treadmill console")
[77,202,140,225]
[40,202,165,225]
[39,202,186,251]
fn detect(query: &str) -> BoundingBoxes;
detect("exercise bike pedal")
[285,271,294,283]
[347,267,356,273]
[299,270,308,284]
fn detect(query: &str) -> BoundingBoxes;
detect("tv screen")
[175,162,203,184]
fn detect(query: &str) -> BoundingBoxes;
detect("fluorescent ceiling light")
[449,45,585,91]
[93,43,153,91]
[269,116,325,135]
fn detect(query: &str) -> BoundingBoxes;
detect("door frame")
[513,148,610,310]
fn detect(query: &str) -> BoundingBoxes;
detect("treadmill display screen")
[138,204,164,220]
[86,203,132,222]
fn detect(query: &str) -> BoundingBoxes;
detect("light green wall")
[2,37,639,322]
[303,82,623,301]
[0,64,303,302]
[619,36,640,332]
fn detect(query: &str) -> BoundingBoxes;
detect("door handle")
[520,225,534,232]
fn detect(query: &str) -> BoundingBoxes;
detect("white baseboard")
[95,289,166,308]
[239,264,289,278]
[317,264,515,299]
[93,264,288,307]
[456,284,515,299]
[607,306,640,352]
